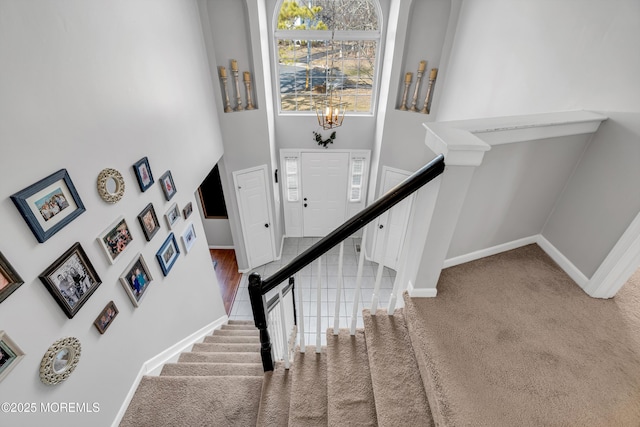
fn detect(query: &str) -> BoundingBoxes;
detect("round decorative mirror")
[97,168,125,204]
[40,337,81,385]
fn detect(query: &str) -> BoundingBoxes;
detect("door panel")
[234,167,275,268]
[372,168,414,270]
[301,152,349,237]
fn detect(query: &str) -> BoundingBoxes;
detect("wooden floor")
[209,249,242,315]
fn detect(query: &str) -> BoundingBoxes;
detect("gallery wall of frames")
[0,157,206,388]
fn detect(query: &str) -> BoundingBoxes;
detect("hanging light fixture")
[315,1,345,130]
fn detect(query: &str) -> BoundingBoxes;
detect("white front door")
[233,166,275,268]
[301,152,349,237]
[372,167,414,270]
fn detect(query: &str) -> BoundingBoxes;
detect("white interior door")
[301,152,349,237]
[372,167,414,270]
[233,166,275,268]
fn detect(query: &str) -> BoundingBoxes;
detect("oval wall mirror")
[97,168,125,203]
[40,337,81,385]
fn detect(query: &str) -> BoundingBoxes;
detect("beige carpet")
[326,329,378,426]
[404,244,640,427]
[287,346,328,426]
[363,309,434,427]
[256,362,291,427]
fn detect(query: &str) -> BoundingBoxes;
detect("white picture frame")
[181,223,197,253]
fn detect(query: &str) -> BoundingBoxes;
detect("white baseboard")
[208,245,235,250]
[443,235,538,268]
[536,235,589,289]
[407,281,438,298]
[111,315,229,427]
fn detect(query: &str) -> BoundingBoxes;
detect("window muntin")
[349,157,365,202]
[275,0,381,115]
[284,157,300,202]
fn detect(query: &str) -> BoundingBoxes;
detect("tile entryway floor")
[229,237,396,346]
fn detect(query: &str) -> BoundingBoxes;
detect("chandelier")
[314,2,345,130]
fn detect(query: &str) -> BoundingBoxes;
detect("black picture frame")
[10,169,85,243]
[159,170,177,201]
[156,233,180,276]
[94,301,119,334]
[0,252,24,304]
[133,157,154,192]
[39,243,102,319]
[137,203,161,242]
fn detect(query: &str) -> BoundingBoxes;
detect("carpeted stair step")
[220,324,258,331]
[191,342,260,353]
[160,362,264,377]
[288,346,328,426]
[256,362,292,427]
[213,329,260,337]
[363,309,434,427]
[227,319,255,325]
[326,328,378,426]
[203,335,260,344]
[119,375,263,427]
[178,351,262,364]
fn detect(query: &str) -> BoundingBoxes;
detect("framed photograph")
[159,170,177,201]
[39,243,102,319]
[181,223,197,253]
[182,202,193,219]
[156,233,180,276]
[119,254,153,307]
[165,203,181,229]
[97,216,134,264]
[133,157,154,192]
[94,301,119,334]
[137,203,160,241]
[0,252,24,304]
[0,331,25,383]
[10,169,86,243]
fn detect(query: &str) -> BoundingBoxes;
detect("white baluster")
[297,273,306,353]
[350,226,369,335]
[333,242,345,335]
[371,210,394,313]
[316,257,323,352]
[278,283,290,369]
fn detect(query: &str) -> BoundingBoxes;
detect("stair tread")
[160,362,264,377]
[288,346,328,427]
[326,329,378,427]
[192,342,260,353]
[120,375,263,427]
[256,362,292,427]
[203,335,260,344]
[178,352,262,364]
[363,309,434,427]
[220,324,258,331]
[211,328,260,337]
[228,320,255,325]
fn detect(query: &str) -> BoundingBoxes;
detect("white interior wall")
[435,0,640,284]
[0,2,227,426]
[543,112,640,278]
[447,134,592,259]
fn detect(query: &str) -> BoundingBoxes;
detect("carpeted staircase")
[120,310,434,427]
[120,245,640,426]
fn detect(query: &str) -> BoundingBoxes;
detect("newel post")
[248,272,274,371]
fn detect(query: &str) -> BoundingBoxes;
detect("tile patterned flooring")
[229,237,397,346]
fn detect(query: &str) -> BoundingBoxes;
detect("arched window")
[274,0,381,115]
